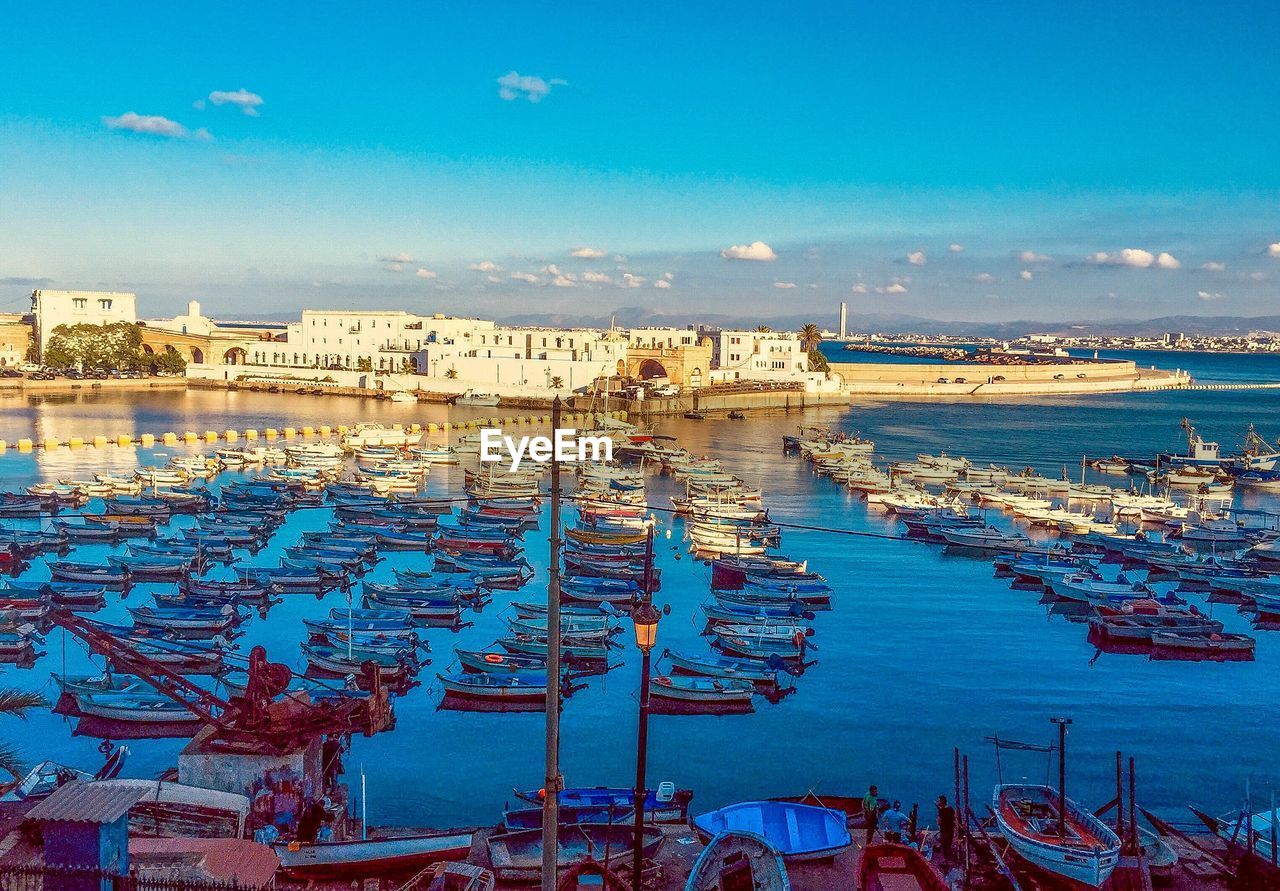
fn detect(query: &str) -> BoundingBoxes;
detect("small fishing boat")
[437,672,548,702]
[455,649,547,674]
[453,390,501,407]
[512,784,691,823]
[273,831,475,880]
[73,691,203,724]
[858,842,948,891]
[992,784,1120,888]
[650,674,755,706]
[49,561,130,588]
[486,823,663,882]
[692,800,852,861]
[685,830,790,891]
[662,649,784,687]
[1149,630,1256,660]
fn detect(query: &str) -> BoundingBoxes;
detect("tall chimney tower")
[838,302,847,340]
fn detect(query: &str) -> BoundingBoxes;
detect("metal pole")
[633,527,656,890]
[1128,757,1137,853]
[1051,717,1072,840]
[1115,751,1124,839]
[541,397,564,890]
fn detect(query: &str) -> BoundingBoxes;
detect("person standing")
[863,785,881,844]
[882,801,910,843]
[936,795,956,863]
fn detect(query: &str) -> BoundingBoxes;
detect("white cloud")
[550,274,577,288]
[876,282,908,294]
[906,250,926,266]
[415,267,437,279]
[1019,269,1033,281]
[570,246,605,259]
[497,71,564,102]
[1019,250,1052,263]
[949,243,965,253]
[620,273,646,288]
[974,272,995,284]
[380,251,414,263]
[1202,261,1226,272]
[468,260,499,272]
[207,88,263,116]
[850,282,868,294]
[661,272,674,280]
[1268,242,1280,258]
[1088,248,1179,269]
[720,240,777,261]
[102,112,209,140]
[485,275,502,284]
[581,271,612,284]
[385,263,403,273]
[510,272,540,284]
[654,279,671,289]
[774,281,797,289]
[1197,290,1226,301]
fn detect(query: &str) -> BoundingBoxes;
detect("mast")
[541,396,564,889]
[1051,717,1072,838]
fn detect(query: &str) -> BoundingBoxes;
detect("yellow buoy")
[44,437,60,451]
[224,430,238,442]
[183,432,198,444]
[140,433,155,447]
[318,425,331,437]
[17,439,32,452]
[301,426,314,437]
[162,432,178,445]
[427,423,438,433]
[117,434,132,446]
[0,440,7,453]
[204,431,218,443]
[264,428,278,439]
[68,437,84,448]
[283,427,296,438]
[93,435,107,448]
[243,429,258,440]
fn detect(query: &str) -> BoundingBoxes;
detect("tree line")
[42,322,186,373]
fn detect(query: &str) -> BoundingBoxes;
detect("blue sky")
[2,1,1279,323]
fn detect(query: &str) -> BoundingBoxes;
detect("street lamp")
[631,598,661,889]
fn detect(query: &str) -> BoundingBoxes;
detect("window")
[99,299,113,310]
[72,298,87,309]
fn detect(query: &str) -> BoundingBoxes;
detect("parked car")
[0,369,21,379]
[1076,372,1087,379]
[1053,373,1065,380]
[954,377,967,383]
[936,377,950,383]
[992,375,1006,381]
[651,383,681,397]
[17,363,40,373]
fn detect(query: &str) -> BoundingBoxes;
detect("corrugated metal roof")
[25,780,148,824]
[130,838,280,889]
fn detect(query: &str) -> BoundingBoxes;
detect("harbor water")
[1,362,1278,831]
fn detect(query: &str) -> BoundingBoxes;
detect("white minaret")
[838,302,847,340]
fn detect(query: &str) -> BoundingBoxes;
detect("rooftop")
[24,780,146,824]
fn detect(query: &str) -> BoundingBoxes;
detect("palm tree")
[444,367,459,380]
[755,325,772,333]
[0,688,51,785]
[549,376,564,389]
[799,323,823,352]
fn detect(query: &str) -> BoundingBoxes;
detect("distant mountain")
[496,307,1280,338]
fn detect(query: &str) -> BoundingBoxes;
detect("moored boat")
[692,800,852,861]
[992,783,1120,888]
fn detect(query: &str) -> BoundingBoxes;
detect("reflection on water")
[0,386,1278,829]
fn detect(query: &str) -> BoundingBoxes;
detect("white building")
[711,329,807,380]
[30,289,136,357]
[415,325,627,392]
[246,311,494,371]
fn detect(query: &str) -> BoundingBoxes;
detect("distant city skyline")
[3,1,1279,322]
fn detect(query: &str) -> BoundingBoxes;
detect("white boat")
[1178,517,1251,544]
[340,424,420,449]
[454,390,501,407]
[940,526,1032,551]
[388,391,418,403]
[993,784,1120,888]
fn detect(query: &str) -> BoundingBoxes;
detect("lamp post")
[630,596,660,890]
[1051,716,1072,840]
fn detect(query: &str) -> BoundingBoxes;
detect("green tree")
[152,350,188,375]
[43,322,145,370]
[444,367,459,379]
[0,688,51,784]
[799,323,823,352]
[356,357,373,372]
[807,350,830,372]
[549,376,564,389]
[755,325,772,333]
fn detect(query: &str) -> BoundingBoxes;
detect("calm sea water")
[1,367,1278,830]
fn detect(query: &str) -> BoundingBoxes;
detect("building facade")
[711,329,807,380]
[30,289,137,357]
[0,314,33,367]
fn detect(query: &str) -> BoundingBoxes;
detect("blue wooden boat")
[702,600,810,624]
[329,607,413,628]
[713,632,805,661]
[499,635,610,661]
[662,649,785,686]
[50,519,123,542]
[511,600,616,618]
[455,649,546,674]
[512,786,691,823]
[236,565,327,588]
[1,583,106,609]
[686,831,791,891]
[502,802,634,829]
[650,674,754,706]
[693,801,851,861]
[302,642,416,680]
[374,529,436,550]
[49,561,130,588]
[128,605,243,635]
[108,554,196,580]
[181,578,275,602]
[486,824,663,882]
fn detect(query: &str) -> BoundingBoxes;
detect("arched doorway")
[223,347,246,365]
[637,359,668,380]
[191,348,204,364]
